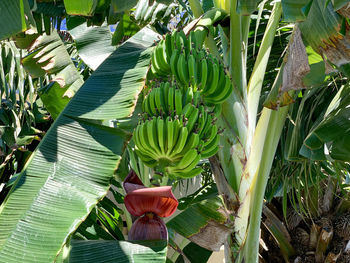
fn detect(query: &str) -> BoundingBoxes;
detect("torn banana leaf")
[167,196,231,251]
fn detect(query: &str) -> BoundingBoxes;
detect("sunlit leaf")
[0,28,158,263]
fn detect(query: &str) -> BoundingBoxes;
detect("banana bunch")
[134,94,220,178]
[142,82,201,117]
[151,30,201,77]
[171,50,232,105]
[199,54,233,105]
[132,116,203,178]
[133,27,235,179]
[150,30,233,105]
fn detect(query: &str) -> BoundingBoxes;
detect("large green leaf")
[298,0,341,52]
[237,0,260,15]
[63,0,99,16]
[281,0,309,21]
[303,84,350,161]
[67,17,116,70]
[297,0,350,75]
[110,0,138,13]
[167,197,230,251]
[19,31,84,119]
[0,0,33,40]
[68,239,167,263]
[175,242,212,263]
[112,13,141,46]
[0,28,158,263]
[64,27,158,120]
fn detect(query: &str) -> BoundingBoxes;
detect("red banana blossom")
[123,170,178,241]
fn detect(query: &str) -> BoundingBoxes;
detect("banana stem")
[244,105,289,262]
[187,0,220,57]
[230,0,246,99]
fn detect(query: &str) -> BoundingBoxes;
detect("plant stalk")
[244,105,289,262]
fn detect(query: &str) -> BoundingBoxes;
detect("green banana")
[155,40,170,73]
[176,152,201,174]
[174,88,183,116]
[161,83,169,114]
[154,88,162,115]
[213,64,226,95]
[203,59,219,95]
[168,119,182,156]
[179,132,200,156]
[165,116,174,155]
[170,126,188,157]
[188,30,199,51]
[139,122,155,154]
[148,88,157,115]
[147,117,162,155]
[177,51,189,85]
[203,125,218,147]
[183,87,194,105]
[192,91,201,106]
[195,106,207,135]
[135,149,158,168]
[136,123,156,159]
[201,133,220,157]
[159,86,167,116]
[150,47,161,75]
[188,53,197,88]
[164,33,172,63]
[170,49,181,83]
[151,46,167,76]
[182,103,194,120]
[172,167,203,178]
[199,58,208,91]
[201,113,213,139]
[201,145,219,159]
[206,74,233,104]
[168,86,175,116]
[157,116,166,155]
[170,149,199,171]
[170,30,177,52]
[185,106,199,133]
[176,30,186,52]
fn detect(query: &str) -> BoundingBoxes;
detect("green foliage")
[0,29,158,262]
[0,0,34,40]
[68,239,167,263]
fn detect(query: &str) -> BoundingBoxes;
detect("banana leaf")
[67,239,167,263]
[167,196,230,251]
[281,0,309,21]
[19,31,84,119]
[0,27,158,263]
[303,84,350,161]
[110,0,138,13]
[67,17,116,70]
[0,0,34,40]
[63,0,99,16]
[237,0,260,15]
